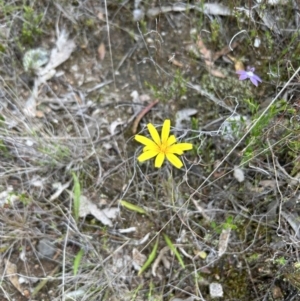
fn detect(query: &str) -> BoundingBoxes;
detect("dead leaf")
[213,42,239,61]
[234,60,245,72]
[256,0,288,3]
[195,37,239,79]
[152,246,169,277]
[97,11,105,21]
[97,42,106,60]
[227,55,245,72]
[132,248,147,271]
[24,31,76,118]
[101,207,119,219]
[78,195,91,217]
[168,55,183,67]
[258,180,278,188]
[213,160,226,179]
[49,181,71,202]
[197,36,213,67]
[191,199,212,221]
[209,68,226,78]
[39,30,76,77]
[280,211,300,239]
[146,3,232,18]
[5,259,28,297]
[118,227,136,233]
[109,119,124,135]
[255,8,281,35]
[196,36,226,78]
[218,228,231,257]
[203,3,231,16]
[24,82,38,117]
[78,195,119,227]
[88,203,115,226]
[64,289,86,300]
[35,110,44,118]
[175,108,197,129]
[194,250,207,260]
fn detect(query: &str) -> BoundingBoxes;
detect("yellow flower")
[135,119,193,169]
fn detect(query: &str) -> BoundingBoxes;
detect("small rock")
[133,9,145,21]
[37,238,56,259]
[233,166,245,183]
[272,286,283,299]
[209,282,223,298]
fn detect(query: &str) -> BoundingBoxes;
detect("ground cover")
[0,1,300,300]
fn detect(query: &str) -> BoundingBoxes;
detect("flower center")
[160,143,168,154]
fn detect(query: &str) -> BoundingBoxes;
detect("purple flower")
[236,67,262,87]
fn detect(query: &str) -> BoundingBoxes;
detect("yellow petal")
[147,123,161,146]
[166,153,183,168]
[167,145,184,155]
[155,152,165,168]
[161,119,170,144]
[167,135,176,146]
[135,134,158,149]
[173,142,193,151]
[168,142,192,155]
[137,150,159,162]
[143,145,159,152]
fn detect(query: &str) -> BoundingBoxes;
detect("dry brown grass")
[0,1,300,300]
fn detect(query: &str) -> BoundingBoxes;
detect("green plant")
[196,1,205,32]
[244,98,259,115]
[242,99,289,164]
[274,256,286,266]
[163,234,185,268]
[72,172,81,223]
[264,30,274,50]
[138,237,159,276]
[0,0,21,15]
[210,19,220,43]
[73,249,84,275]
[145,70,187,102]
[211,216,237,234]
[0,139,12,159]
[37,143,71,166]
[247,253,260,263]
[20,6,43,45]
[18,193,31,206]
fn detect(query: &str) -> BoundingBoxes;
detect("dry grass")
[0,1,300,300]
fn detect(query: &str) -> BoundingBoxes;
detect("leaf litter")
[4,259,27,298]
[24,30,76,118]
[78,195,119,227]
[3,1,299,300]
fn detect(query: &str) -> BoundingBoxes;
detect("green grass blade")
[120,200,147,215]
[73,248,84,276]
[163,234,185,269]
[72,172,81,223]
[138,237,159,276]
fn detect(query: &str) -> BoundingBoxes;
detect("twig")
[132,99,159,134]
[104,0,116,90]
